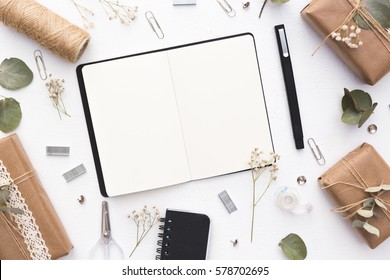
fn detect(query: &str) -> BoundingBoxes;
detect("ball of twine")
[0,0,90,63]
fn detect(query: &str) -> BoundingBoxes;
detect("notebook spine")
[155,216,171,260]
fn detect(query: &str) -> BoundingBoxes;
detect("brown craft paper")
[301,0,390,85]
[319,143,390,249]
[0,134,72,259]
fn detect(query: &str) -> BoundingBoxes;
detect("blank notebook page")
[168,35,273,179]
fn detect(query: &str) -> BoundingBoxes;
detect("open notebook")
[77,33,274,197]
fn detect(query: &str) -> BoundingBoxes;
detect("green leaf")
[271,0,289,4]
[341,108,361,125]
[0,188,10,203]
[352,219,365,228]
[0,58,33,90]
[349,89,372,112]
[358,103,377,128]
[0,97,22,133]
[356,0,390,30]
[363,197,375,208]
[342,89,355,111]
[279,233,307,260]
[357,208,374,218]
[363,221,380,237]
[0,207,24,215]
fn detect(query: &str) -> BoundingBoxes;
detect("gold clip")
[145,11,164,39]
[34,50,47,81]
[217,0,236,17]
[307,138,325,165]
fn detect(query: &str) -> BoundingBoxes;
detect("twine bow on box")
[0,160,51,260]
[313,0,390,54]
[322,158,390,238]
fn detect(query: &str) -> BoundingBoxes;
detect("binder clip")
[274,186,313,215]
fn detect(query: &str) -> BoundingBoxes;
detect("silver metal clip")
[217,0,236,17]
[307,138,325,165]
[145,11,164,39]
[34,50,48,80]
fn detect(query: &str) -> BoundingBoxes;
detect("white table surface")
[1,0,390,260]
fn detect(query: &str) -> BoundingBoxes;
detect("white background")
[0,0,389,260]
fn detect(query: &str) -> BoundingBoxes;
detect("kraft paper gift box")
[318,143,390,249]
[0,133,73,259]
[301,0,390,85]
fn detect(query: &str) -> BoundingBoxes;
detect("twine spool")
[0,0,90,63]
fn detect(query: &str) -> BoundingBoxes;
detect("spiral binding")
[155,215,172,260]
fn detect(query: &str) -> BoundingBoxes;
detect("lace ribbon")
[0,160,51,260]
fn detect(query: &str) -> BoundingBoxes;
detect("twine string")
[0,0,89,63]
[312,0,390,55]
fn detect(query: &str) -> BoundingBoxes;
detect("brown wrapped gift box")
[319,143,390,249]
[0,134,72,259]
[301,0,390,85]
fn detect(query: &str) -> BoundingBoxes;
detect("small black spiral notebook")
[156,209,210,260]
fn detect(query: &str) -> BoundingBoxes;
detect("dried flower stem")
[46,77,70,119]
[128,206,160,258]
[249,148,279,242]
[70,0,95,28]
[99,0,138,24]
[258,0,268,18]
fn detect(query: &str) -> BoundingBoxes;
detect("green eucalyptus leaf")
[358,103,377,128]
[0,207,24,215]
[278,233,307,260]
[342,90,355,111]
[357,208,374,218]
[341,108,361,125]
[374,199,387,210]
[271,0,289,4]
[0,97,22,133]
[0,188,10,203]
[355,0,390,30]
[363,197,375,208]
[352,219,365,228]
[0,58,33,90]
[363,221,380,237]
[349,89,372,112]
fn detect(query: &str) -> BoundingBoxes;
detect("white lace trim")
[0,160,51,260]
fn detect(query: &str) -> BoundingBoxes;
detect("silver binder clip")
[34,50,48,81]
[307,138,325,165]
[145,11,164,39]
[217,0,236,17]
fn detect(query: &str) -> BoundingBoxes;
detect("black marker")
[275,24,304,150]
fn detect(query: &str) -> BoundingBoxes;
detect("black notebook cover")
[157,209,210,260]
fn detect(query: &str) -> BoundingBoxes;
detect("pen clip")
[276,26,289,58]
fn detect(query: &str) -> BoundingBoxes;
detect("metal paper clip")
[217,0,236,17]
[145,11,164,39]
[307,138,325,165]
[34,50,47,80]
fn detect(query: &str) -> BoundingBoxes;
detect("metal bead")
[367,124,377,134]
[297,176,307,185]
[77,195,85,204]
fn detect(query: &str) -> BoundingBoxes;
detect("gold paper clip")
[307,138,325,165]
[217,0,236,17]
[145,11,164,39]
[34,50,47,80]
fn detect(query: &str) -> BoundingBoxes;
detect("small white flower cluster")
[249,148,280,180]
[128,205,160,226]
[100,0,138,24]
[45,77,70,118]
[331,24,363,49]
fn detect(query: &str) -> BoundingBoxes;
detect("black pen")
[274,24,304,150]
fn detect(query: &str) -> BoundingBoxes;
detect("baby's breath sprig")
[99,0,138,24]
[69,0,95,28]
[128,205,160,258]
[331,22,363,49]
[249,148,280,243]
[45,76,70,119]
